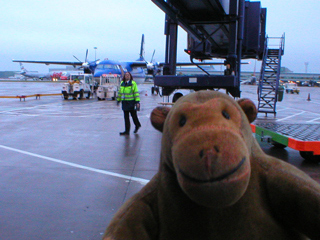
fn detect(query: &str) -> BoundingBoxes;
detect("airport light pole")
[304,62,309,73]
[94,47,97,61]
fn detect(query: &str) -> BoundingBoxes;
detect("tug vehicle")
[96,74,121,100]
[285,82,300,94]
[62,73,93,100]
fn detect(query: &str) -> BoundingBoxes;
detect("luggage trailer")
[251,122,320,163]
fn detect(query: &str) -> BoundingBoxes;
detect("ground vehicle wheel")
[111,91,116,100]
[79,90,84,99]
[152,86,159,95]
[63,94,68,100]
[172,92,183,103]
[299,151,320,163]
[286,89,288,93]
[154,86,159,95]
[73,93,78,100]
[86,92,91,99]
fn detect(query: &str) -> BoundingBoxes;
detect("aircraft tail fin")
[138,34,145,61]
[19,63,27,73]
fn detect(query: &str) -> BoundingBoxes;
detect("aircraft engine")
[82,62,91,73]
[147,62,161,75]
[147,62,154,75]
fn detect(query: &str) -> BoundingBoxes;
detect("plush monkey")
[104,90,320,240]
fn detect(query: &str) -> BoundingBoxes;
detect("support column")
[227,0,241,97]
[163,4,178,76]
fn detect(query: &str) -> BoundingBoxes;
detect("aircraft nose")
[94,69,121,78]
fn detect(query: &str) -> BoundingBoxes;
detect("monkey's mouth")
[178,157,246,183]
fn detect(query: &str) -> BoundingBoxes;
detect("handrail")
[258,33,285,114]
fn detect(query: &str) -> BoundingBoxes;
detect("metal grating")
[255,123,320,141]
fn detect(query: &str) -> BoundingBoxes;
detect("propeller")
[85,49,88,62]
[73,49,98,74]
[146,50,161,76]
[151,50,155,62]
[73,49,88,63]
[73,55,82,63]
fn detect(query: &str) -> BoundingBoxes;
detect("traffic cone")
[307,93,311,101]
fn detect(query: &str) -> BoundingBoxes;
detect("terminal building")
[1,67,320,86]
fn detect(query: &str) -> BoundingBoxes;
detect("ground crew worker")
[73,76,80,82]
[117,72,141,135]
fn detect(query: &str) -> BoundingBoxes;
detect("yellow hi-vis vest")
[117,80,140,102]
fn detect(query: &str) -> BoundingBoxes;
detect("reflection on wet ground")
[0,81,319,239]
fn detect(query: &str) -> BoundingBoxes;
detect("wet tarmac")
[0,81,319,240]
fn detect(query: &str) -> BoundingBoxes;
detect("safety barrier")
[0,93,62,101]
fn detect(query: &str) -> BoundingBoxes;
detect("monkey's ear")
[150,106,171,132]
[237,98,257,123]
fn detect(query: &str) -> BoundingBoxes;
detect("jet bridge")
[151,0,267,98]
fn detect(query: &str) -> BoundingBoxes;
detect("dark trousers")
[123,110,141,132]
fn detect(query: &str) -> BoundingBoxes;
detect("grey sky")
[1,0,320,73]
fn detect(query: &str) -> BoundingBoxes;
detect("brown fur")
[103,90,320,240]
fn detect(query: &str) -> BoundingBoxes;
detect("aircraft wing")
[12,60,83,66]
[129,61,225,68]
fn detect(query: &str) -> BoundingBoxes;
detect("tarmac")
[0,81,319,240]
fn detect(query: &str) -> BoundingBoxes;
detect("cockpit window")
[96,64,119,70]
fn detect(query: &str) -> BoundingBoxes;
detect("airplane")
[13,34,225,84]
[18,63,62,80]
[60,71,84,80]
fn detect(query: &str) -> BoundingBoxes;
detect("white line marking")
[276,111,306,122]
[307,100,320,105]
[275,107,289,112]
[0,144,149,185]
[307,117,320,123]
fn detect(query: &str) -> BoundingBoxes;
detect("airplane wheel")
[79,90,84,99]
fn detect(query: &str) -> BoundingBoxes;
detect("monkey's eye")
[179,115,187,127]
[222,110,230,120]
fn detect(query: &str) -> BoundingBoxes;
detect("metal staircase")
[258,34,285,116]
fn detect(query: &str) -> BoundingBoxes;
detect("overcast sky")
[1,0,320,73]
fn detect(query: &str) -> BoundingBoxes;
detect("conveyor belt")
[255,123,320,142]
[252,122,320,157]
